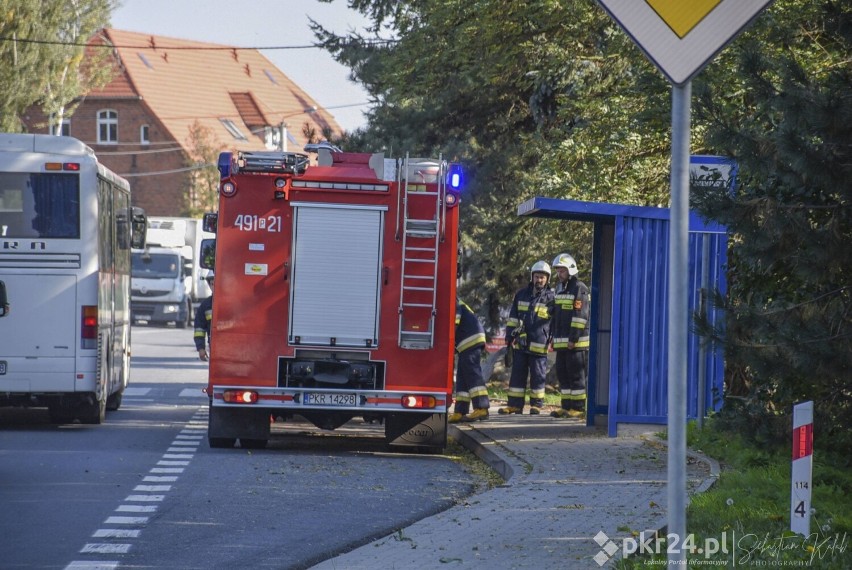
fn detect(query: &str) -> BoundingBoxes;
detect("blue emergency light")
[447,163,463,190]
[218,152,232,179]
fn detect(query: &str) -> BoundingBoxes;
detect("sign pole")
[595,1,774,562]
[667,80,691,564]
[790,401,814,535]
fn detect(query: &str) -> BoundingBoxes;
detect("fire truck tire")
[240,438,267,449]
[209,437,236,448]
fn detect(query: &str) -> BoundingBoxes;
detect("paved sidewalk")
[312,405,718,570]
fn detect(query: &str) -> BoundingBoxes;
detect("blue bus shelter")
[518,197,727,436]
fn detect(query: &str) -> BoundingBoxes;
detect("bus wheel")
[106,389,123,411]
[48,403,74,424]
[81,387,107,424]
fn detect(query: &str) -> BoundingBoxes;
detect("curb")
[447,423,519,483]
[640,432,722,497]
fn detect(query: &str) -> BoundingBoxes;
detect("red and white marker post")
[790,401,814,535]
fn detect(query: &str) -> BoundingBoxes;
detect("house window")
[50,119,70,137]
[219,118,248,141]
[97,109,118,144]
[140,124,150,144]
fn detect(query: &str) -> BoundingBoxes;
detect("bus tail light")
[223,390,259,404]
[401,394,437,409]
[44,162,80,171]
[81,306,97,349]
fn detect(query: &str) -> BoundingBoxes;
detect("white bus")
[0,134,146,423]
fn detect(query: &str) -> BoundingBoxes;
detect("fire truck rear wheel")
[240,438,267,449]
[209,437,236,448]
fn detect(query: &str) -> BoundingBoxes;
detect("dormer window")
[219,118,247,141]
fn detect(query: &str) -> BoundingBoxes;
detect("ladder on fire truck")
[397,155,448,349]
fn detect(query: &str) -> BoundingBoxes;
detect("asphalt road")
[0,324,477,570]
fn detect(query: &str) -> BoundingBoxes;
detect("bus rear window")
[0,173,80,238]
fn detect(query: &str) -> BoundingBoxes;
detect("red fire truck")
[200,144,462,452]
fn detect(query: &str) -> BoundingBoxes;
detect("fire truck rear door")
[289,203,386,347]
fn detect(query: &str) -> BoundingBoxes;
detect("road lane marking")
[116,505,158,513]
[134,485,171,492]
[66,405,208,569]
[104,516,149,525]
[123,495,165,502]
[65,562,119,569]
[92,529,140,538]
[80,544,132,554]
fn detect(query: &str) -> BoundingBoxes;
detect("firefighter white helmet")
[552,253,578,276]
[530,260,551,279]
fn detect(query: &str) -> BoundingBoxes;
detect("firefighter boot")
[528,407,542,415]
[498,406,523,415]
[567,408,586,419]
[550,409,572,418]
[448,412,465,424]
[463,408,489,422]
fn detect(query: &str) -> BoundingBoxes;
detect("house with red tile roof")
[22,29,342,215]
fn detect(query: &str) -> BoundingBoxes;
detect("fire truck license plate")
[304,392,356,406]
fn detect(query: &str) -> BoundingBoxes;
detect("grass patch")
[615,418,851,568]
[444,438,504,492]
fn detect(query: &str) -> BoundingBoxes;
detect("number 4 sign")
[791,401,814,535]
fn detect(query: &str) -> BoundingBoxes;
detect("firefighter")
[194,270,214,361]
[549,253,591,419]
[449,298,490,423]
[499,261,554,415]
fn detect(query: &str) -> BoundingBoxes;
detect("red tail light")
[401,394,437,409]
[223,390,259,404]
[81,306,97,349]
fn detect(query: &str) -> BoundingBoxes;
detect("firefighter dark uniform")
[550,253,591,418]
[500,261,554,415]
[193,271,214,361]
[450,298,490,423]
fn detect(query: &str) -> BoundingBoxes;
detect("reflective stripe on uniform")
[507,386,526,398]
[457,332,486,353]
